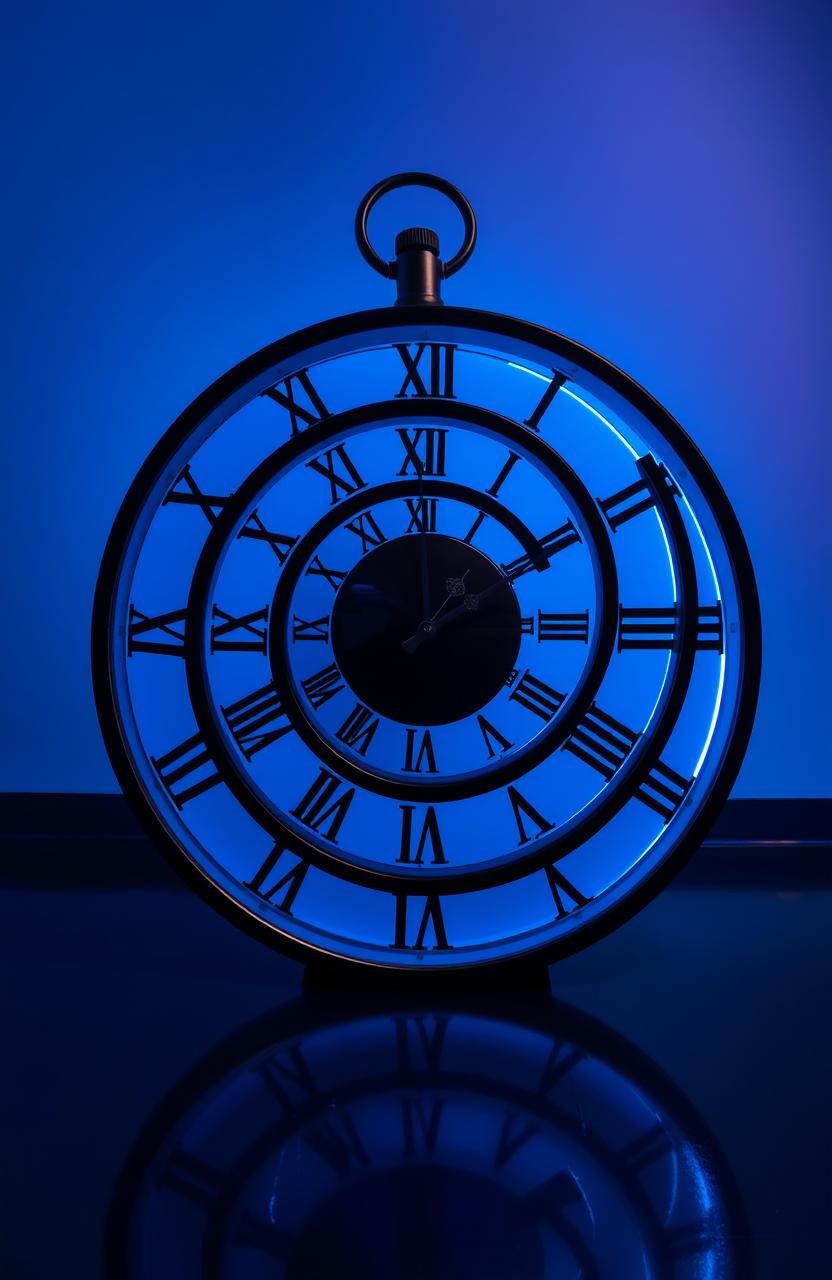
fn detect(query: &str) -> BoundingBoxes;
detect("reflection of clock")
[107,995,749,1278]
[93,172,760,972]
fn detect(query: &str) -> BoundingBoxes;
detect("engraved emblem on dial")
[94,177,759,972]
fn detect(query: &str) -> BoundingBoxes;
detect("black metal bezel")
[92,303,762,974]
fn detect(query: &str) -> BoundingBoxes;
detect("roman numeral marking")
[396,427,448,476]
[343,509,386,553]
[523,371,567,431]
[305,556,346,591]
[616,1121,672,1174]
[598,464,677,532]
[635,759,692,822]
[495,1112,540,1169]
[403,728,438,773]
[401,1098,444,1157]
[617,604,724,652]
[564,703,639,779]
[210,605,268,654]
[152,730,219,807]
[306,444,366,504]
[301,663,344,709]
[163,465,226,524]
[257,1042,319,1111]
[404,497,437,533]
[536,610,590,642]
[127,606,186,657]
[304,1110,369,1177]
[538,1040,584,1096]
[335,703,380,756]
[666,1221,711,1259]
[509,671,564,722]
[487,449,521,496]
[393,894,451,950]
[398,806,446,864]
[244,845,308,914]
[292,614,330,642]
[238,510,298,564]
[545,864,590,918]
[394,1014,449,1074]
[162,1150,227,1207]
[291,769,354,843]
[476,714,513,759]
[463,511,486,544]
[261,368,329,435]
[394,343,456,398]
[502,522,581,579]
[564,703,693,822]
[222,682,292,758]
[508,786,554,844]
[464,450,522,541]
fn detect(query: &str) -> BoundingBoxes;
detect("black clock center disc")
[330,534,521,726]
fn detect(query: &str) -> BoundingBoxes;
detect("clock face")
[109,995,747,1279]
[94,307,759,970]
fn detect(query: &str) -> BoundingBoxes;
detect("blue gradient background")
[1,0,827,795]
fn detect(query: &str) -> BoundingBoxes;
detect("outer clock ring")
[92,303,761,973]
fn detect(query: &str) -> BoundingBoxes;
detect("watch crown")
[395,226,440,256]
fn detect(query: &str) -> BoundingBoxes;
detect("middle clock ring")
[186,401,618,809]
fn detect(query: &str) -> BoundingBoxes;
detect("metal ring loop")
[355,172,477,280]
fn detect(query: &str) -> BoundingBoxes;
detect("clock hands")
[400,566,512,655]
[416,459,431,619]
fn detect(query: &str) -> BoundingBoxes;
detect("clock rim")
[91,302,762,976]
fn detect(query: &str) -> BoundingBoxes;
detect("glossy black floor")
[2,799,829,1278]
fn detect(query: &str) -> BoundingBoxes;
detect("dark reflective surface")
[2,831,831,1277]
[107,990,748,1278]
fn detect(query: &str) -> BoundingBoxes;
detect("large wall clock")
[93,173,761,974]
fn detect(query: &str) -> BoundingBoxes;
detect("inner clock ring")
[327,534,522,726]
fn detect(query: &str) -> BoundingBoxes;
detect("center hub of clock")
[330,534,521,726]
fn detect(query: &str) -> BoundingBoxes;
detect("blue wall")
[2,0,827,796]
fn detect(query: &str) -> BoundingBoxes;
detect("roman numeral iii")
[617,604,723,652]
